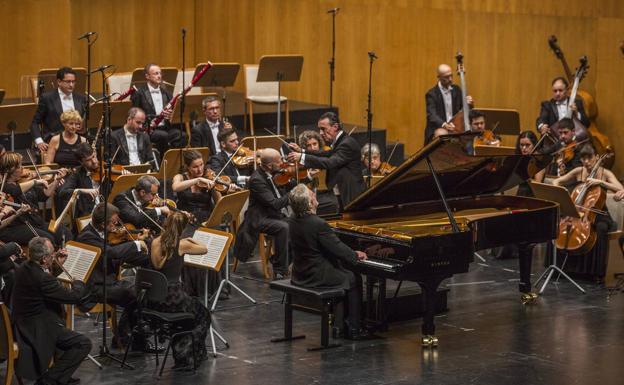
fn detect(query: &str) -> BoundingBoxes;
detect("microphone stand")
[81,33,97,128]
[366,51,377,188]
[328,8,339,108]
[180,28,186,135]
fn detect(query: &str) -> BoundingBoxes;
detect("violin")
[108,223,149,245]
[203,169,240,193]
[552,138,589,175]
[273,162,308,186]
[91,162,125,183]
[148,195,197,224]
[374,162,396,176]
[473,130,501,148]
[19,167,71,184]
[232,146,257,168]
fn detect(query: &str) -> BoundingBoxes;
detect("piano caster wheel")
[521,292,539,305]
[421,335,438,347]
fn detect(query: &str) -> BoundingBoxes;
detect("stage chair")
[107,72,133,96]
[0,302,23,385]
[243,64,290,136]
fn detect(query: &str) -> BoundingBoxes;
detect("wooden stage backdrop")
[1,0,623,173]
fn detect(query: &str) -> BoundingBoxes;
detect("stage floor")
[5,249,624,385]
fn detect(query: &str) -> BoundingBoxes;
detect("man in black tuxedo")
[424,63,473,143]
[110,107,153,166]
[535,76,590,136]
[0,240,22,304]
[190,95,232,155]
[12,237,91,385]
[233,148,292,277]
[131,63,185,156]
[30,67,87,152]
[208,127,251,188]
[287,184,369,339]
[112,175,171,232]
[287,112,365,210]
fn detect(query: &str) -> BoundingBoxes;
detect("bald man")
[233,148,293,278]
[424,63,473,143]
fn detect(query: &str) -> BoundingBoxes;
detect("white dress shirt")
[207,119,221,154]
[438,82,453,122]
[148,83,165,127]
[124,127,141,165]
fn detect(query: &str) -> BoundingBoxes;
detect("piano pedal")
[421,335,438,347]
[520,292,539,305]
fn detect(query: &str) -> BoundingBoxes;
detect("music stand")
[0,103,37,150]
[529,181,586,294]
[169,93,218,125]
[37,68,88,95]
[202,189,254,312]
[193,63,240,118]
[478,108,521,136]
[256,55,304,135]
[86,100,132,129]
[239,135,285,151]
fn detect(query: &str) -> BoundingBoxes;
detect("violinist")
[361,143,395,176]
[550,118,582,176]
[470,109,500,147]
[0,240,23,304]
[172,150,219,224]
[536,76,590,137]
[233,148,293,279]
[190,95,232,155]
[298,130,338,215]
[553,144,622,280]
[208,127,252,188]
[43,110,87,168]
[112,175,172,233]
[111,107,154,166]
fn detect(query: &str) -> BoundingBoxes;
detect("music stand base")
[211,277,257,312]
[535,265,586,294]
[93,345,135,370]
[473,252,486,263]
[209,325,229,358]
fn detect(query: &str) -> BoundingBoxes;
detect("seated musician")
[208,127,252,188]
[0,152,71,246]
[30,67,87,153]
[233,148,293,279]
[131,63,186,156]
[57,142,103,219]
[0,240,23,304]
[470,109,500,145]
[43,110,87,168]
[298,130,338,215]
[287,184,369,339]
[112,175,172,233]
[287,112,365,210]
[190,95,232,155]
[110,107,153,166]
[536,76,590,138]
[12,237,91,385]
[172,150,220,224]
[361,143,385,176]
[549,118,582,177]
[552,144,623,280]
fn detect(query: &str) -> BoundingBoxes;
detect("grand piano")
[328,134,558,346]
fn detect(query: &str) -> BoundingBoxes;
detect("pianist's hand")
[355,251,367,261]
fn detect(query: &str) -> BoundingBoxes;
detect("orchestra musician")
[208,127,252,188]
[190,95,232,155]
[112,175,172,233]
[43,110,87,168]
[149,211,210,370]
[552,144,623,280]
[0,241,23,304]
[131,63,186,157]
[287,112,365,210]
[298,130,338,215]
[12,237,91,385]
[361,143,383,176]
[172,150,219,224]
[424,63,473,143]
[551,118,582,176]
[287,184,369,339]
[536,76,590,137]
[30,67,87,153]
[110,107,153,166]
[233,148,294,279]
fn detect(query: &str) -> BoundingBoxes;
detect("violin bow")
[26,149,44,181]
[386,141,399,165]
[122,196,165,231]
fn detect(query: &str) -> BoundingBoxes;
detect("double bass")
[549,56,590,142]
[447,52,471,133]
[548,35,614,168]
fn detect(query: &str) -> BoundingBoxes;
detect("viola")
[473,130,501,148]
[203,169,240,193]
[232,146,257,168]
[108,223,149,245]
[273,162,308,186]
[374,162,396,176]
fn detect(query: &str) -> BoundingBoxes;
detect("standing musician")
[57,142,104,219]
[233,148,294,279]
[12,237,91,385]
[30,67,87,153]
[131,63,185,156]
[288,184,369,339]
[208,127,252,188]
[298,130,338,215]
[287,112,365,210]
[112,175,172,233]
[552,144,622,279]
[536,76,590,137]
[424,63,473,143]
[110,107,153,166]
[190,95,232,155]
[43,110,87,168]
[0,152,71,246]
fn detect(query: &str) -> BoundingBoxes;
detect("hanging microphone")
[327,7,340,13]
[77,31,96,40]
[368,51,378,60]
[90,64,113,74]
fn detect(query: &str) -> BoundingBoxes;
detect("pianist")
[287,184,369,339]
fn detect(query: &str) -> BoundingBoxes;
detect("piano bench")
[269,279,344,351]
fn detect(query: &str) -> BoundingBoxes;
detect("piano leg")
[418,277,445,347]
[518,243,539,304]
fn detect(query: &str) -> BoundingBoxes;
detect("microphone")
[90,64,113,74]
[327,7,340,14]
[368,51,378,60]
[77,31,96,40]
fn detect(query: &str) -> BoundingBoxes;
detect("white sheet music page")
[184,228,230,270]
[58,243,98,283]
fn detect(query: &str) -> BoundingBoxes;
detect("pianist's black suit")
[12,261,91,383]
[424,84,462,143]
[30,90,87,143]
[302,132,365,209]
[288,213,363,330]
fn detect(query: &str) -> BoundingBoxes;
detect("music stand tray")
[529,181,585,294]
[478,108,521,136]
[170,93,218,125]
[239,135,286,152]
[193,63,240,117]
[0,103,37,150]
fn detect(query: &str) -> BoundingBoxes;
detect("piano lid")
[345,133,552,212]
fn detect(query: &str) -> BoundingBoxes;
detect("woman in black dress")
[44,110,87,168]
[150,211,210,369]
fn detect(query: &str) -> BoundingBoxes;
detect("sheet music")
[184,229,230,270]
[58,243,99,283]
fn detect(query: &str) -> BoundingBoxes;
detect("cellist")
[552,144,622,280]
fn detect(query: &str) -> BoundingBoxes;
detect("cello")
[548,35,614,168]
[556,152,613,255]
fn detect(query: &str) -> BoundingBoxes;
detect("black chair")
[121,268,198,375]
